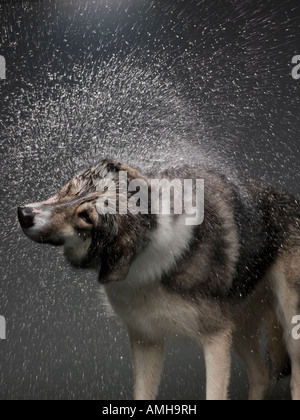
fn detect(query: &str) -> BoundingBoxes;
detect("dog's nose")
[18,206,35,229]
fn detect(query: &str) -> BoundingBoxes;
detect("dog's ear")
[106,161,122,174]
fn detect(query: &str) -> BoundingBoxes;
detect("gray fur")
[18,159,300,400]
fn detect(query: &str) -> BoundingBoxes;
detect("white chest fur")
[125,215,194,286]
[103,216,198,341]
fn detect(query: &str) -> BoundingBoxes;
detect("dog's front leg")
[129,332,165,400]
[203,330,233,401]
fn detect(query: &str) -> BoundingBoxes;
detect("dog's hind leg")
[268,311,291,381]
[203,329,233,401]
[234,335,270,400]
[129,331,165,400]
[232,276,272,400]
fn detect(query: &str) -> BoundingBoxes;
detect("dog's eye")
[79,210,93,225]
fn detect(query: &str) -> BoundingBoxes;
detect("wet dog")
[18,159,300,400]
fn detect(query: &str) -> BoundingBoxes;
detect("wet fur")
[18,159,300,400]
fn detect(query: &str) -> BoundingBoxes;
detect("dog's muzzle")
[18,206,35,229]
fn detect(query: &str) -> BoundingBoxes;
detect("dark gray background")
[0,0,299,400]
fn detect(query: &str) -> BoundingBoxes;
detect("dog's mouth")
[19,225,65,247]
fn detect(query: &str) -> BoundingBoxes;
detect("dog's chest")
[103,216,198,340]
[125,215,194,286]
[104,282,199,341]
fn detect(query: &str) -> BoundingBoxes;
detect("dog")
[18,159,300,400]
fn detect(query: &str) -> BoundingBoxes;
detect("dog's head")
[18,159,155,283]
